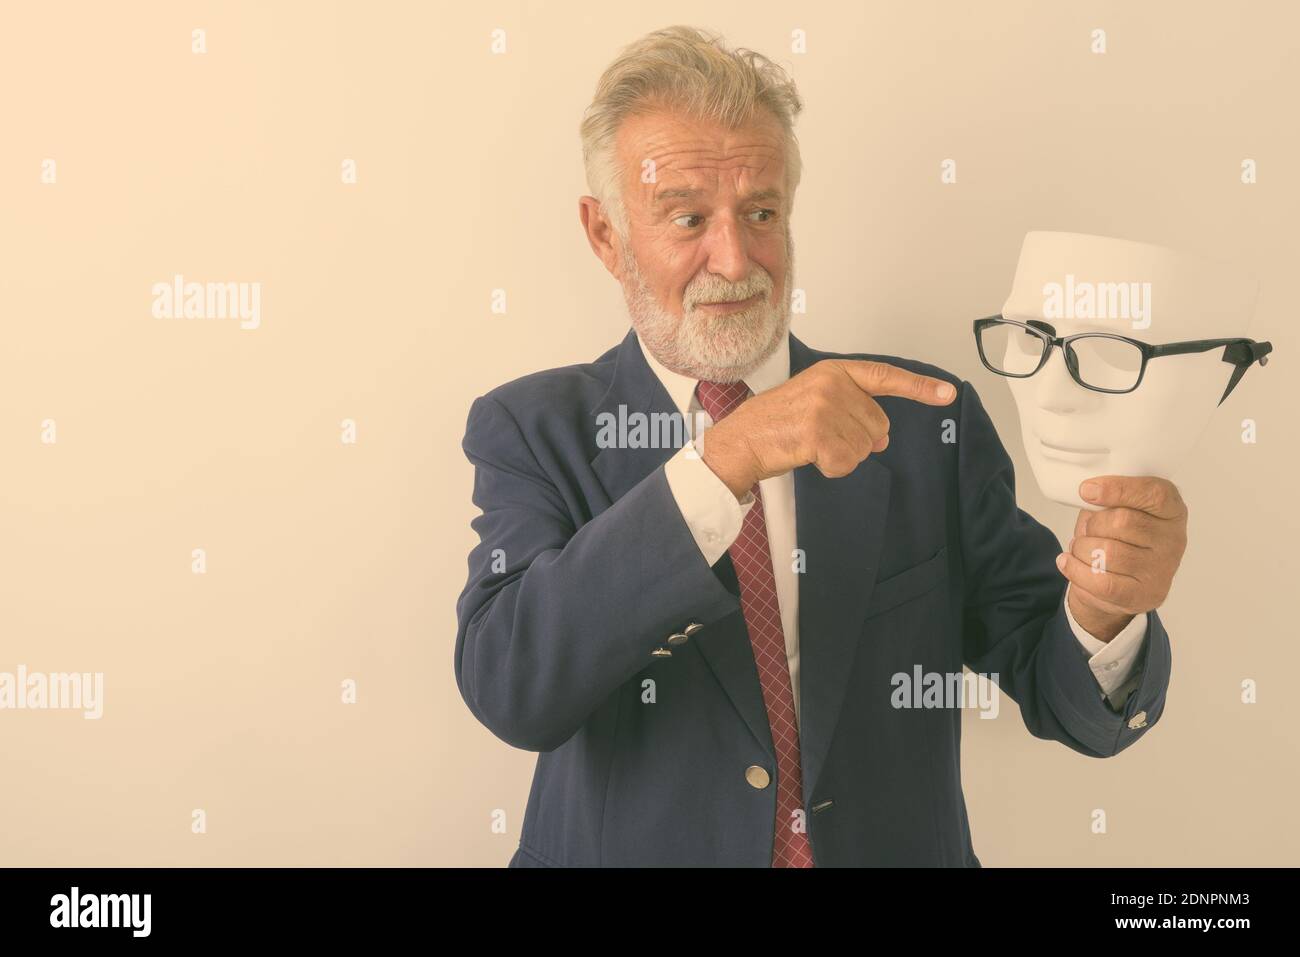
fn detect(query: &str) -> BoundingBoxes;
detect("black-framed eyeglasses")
[973,315,1272,404]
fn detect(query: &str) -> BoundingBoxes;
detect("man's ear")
[578,196,623,279]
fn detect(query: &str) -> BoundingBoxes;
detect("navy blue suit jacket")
[455,329,1171,866]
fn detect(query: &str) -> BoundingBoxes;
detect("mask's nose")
[1033,345,1098,414]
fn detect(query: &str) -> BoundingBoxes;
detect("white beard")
[620,233,793,384]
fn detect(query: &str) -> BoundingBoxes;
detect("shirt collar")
[634,330,792,418]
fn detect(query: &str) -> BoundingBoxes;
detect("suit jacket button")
[683,622,704,637]
[666,632,689,646]
[650,647,673,658]
[745,766,771,789]
[1128,710,1148,730]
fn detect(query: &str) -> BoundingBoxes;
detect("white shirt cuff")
[663,440,754,567]
[1063,581,1149,698]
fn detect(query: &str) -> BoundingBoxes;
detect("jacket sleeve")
[454,394,741,752]
[954,380,1171,758]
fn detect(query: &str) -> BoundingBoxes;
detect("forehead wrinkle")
[638,150,783,202]
[642,142,782,169]
[616,113,787,202]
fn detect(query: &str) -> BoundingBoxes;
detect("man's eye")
[671,209,776,228]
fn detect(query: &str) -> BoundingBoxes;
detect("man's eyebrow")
[651,186,784,207]
[652,187,704,205]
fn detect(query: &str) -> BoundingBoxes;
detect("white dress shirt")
[636,332,1148,727]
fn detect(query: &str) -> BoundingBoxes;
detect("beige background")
[1,0,1295,866]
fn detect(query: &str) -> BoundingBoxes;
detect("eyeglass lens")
[979,321,1144,391]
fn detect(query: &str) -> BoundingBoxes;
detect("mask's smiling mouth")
[1036,437,1109,463]
[1038,437,1109,454]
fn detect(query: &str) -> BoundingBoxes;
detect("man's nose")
[701,215,751,284]
[1034,346,1098,413]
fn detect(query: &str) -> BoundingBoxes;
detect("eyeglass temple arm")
[1218,341,1273,405]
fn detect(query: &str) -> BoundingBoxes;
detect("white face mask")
[987,232,1269,511]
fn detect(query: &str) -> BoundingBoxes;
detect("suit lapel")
[588,330,893,787]
[589,330,775,757]
[589,329,680,503]
[789,337,892,808]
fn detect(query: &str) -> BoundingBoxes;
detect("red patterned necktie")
[695,379,814,869]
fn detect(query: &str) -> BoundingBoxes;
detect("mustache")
[686,274,773,308]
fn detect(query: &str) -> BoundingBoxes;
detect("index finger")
[1079,475,1186,520]
[834,359,957,405]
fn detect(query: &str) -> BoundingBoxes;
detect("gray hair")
[579,25,804,241]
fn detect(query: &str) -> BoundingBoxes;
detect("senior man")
[455,26,1186,867]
